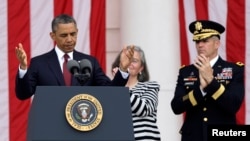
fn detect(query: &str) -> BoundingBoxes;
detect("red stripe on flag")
[178,0,190,65]
[226,0,246,124]
[8,0,31,141]
[54,0,73,16]
[195,0,208,19]
[90,0,106,71]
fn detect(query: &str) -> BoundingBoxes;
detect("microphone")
[67,60,80,76]
[67,59,92,85]
[79,59,92,78]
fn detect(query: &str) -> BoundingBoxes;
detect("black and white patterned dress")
[129,81,161,141]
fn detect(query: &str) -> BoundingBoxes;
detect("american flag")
[0,0,105,140]
[179,0,249,125]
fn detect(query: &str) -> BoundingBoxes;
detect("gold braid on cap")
[193,29,220,41]
[193,21,220,41]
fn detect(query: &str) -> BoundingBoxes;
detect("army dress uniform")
[171,58,244,141]
[171,20,245,141]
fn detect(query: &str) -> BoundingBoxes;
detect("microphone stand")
[74,74,90,86]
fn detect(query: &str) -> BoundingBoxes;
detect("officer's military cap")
[189,20,225,41]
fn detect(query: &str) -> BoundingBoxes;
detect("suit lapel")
[46,49,65,85]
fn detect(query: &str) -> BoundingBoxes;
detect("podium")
[27,86,134,141]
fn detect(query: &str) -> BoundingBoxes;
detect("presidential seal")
[65,94,103,131]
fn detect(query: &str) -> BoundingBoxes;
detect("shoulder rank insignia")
[236,62,244,67]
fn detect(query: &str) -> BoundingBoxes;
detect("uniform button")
[203,107,207,111]
[203,117,208,122]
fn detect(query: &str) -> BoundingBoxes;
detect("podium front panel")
[27,86,134,141]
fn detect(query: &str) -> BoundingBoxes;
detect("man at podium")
[15,14,134,100]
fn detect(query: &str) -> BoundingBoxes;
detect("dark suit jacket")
[171,57,244,141]
[15,49,128,100]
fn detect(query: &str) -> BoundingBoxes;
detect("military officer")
[171,20,245,141]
